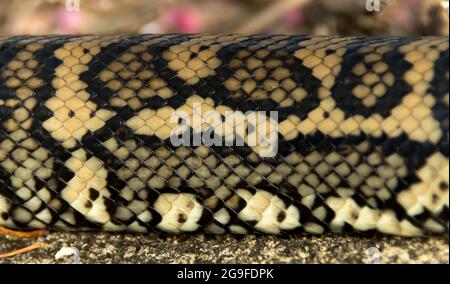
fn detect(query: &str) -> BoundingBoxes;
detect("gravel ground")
[0,232,448,264]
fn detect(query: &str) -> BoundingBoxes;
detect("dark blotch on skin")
[189,52,198,59]
[277,211,286,222]
[0,212,8,221]
[432,194,439,204]
[89,188,100,201]
[85,200,93,208]
[178,213,187,223]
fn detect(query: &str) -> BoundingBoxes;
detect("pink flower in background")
[282,9,304,27]
[378,0,413,30]
[56,8,83,34]
[161,6,203,33]
[407,0,421,7]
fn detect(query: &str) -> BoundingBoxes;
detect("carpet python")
[0,35,448,236]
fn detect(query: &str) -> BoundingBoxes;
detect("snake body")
[0,35,448,236]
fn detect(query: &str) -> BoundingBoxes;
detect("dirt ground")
[0,232,448,264]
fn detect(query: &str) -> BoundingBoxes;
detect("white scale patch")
[0,195,12,227]
[396,152,449,233]
[153,193,203,233]
[326,196,425,236]
[61,148,111,224]
[236,189,300,234]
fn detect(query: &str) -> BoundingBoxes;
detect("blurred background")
[0,0,448,36]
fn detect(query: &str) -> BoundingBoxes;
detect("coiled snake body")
[0,35,448,236]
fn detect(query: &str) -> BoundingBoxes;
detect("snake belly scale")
[0,35,448,236]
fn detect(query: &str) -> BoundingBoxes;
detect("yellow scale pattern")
[0,35,448,236]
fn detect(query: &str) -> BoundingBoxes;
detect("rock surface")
[0,232,448,264]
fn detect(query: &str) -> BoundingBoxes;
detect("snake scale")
[0,35,448,236]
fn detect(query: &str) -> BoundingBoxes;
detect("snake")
[0,35,448,237]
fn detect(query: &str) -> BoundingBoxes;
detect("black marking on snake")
[332,37,415,118]
[429,48,449,157]
[0,36,78,228]
[28,36,104,229]
[75,36,191,219]
[127,34,194,110]
[204,35,324,117]
[199,35,282,108]
[0,36,37,100]
[77,36,172,223]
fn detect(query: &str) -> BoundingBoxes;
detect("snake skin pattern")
[0,35,448,236]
